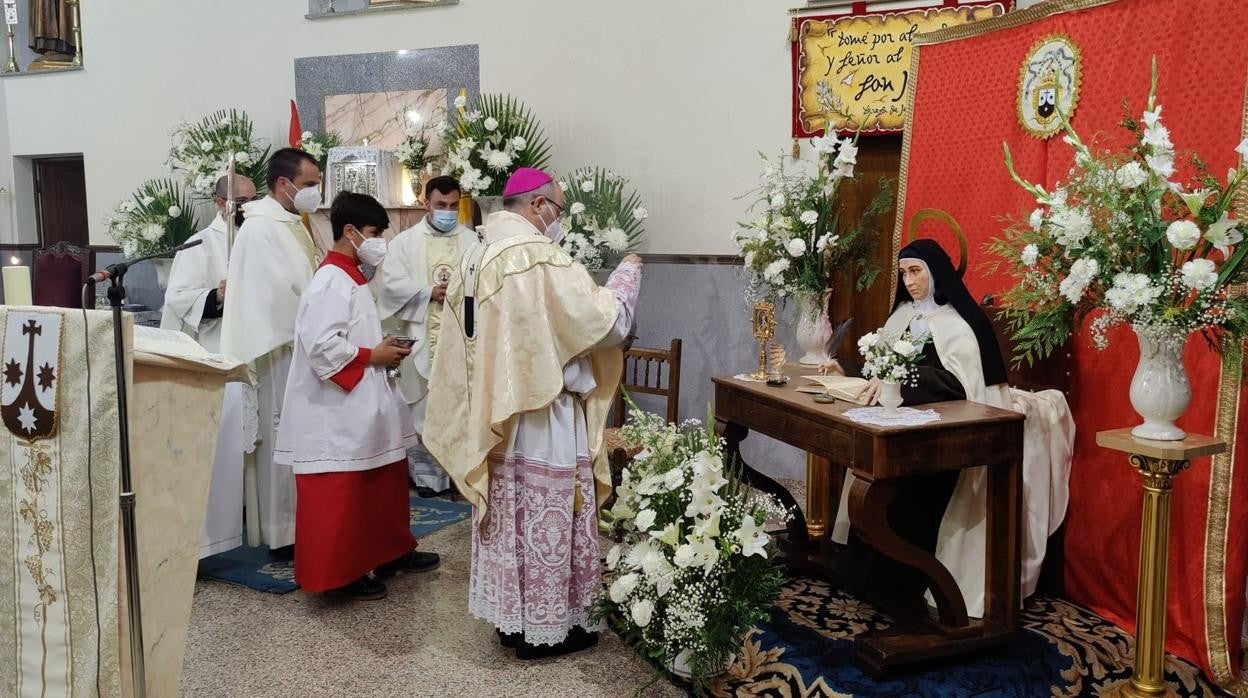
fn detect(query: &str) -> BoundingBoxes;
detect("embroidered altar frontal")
[895,0,1248,688]
[0,307,121,697]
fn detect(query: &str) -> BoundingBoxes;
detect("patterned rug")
[196,494,471,593]
[689,578,1217,697]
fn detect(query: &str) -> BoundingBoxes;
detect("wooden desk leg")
[717,419,808,546]
[806,454,830,541]
[984,458,1022,631]
[848,475,968,628]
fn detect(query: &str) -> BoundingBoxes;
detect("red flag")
[289,100,303,148]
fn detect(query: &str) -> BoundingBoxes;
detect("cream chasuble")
[220,196,320,548]
[831,304,1073,618]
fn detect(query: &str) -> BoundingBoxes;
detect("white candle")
[3,257,31,306]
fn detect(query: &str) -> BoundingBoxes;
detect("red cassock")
[897,0,1248,686]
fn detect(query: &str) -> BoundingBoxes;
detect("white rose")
[799,210,819,226]
[1180,258,1218,291]
[634,509,657,532]
[1115,162,1149,189]
[633,207,649,221]
[1165,220,1202,251]
[483,116,499,132]
[672,544,697,568]
[786,238,807,258]
[1021,244,1039,267]
[167,205,182,218]
[609,572,639,603]
[630,599,655,627]
[511,136,527,151]
[581,180,595,193]
[663,467,685,490]
[1146,152,1175,179]
[570,202,586,215]
[892,340,918,358]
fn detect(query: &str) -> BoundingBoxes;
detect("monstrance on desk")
[749,300,775,380]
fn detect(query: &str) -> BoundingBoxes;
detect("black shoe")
[497,629,521,648]
[374,550,441,578]
[326,576,387,601]
[515,626,599,660]
[269,544,295,562]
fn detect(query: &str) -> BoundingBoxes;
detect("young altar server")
[275,191,440,601]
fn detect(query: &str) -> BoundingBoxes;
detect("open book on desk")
[132,325,248,381]
[796,375,871,405]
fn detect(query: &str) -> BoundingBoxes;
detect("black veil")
[893,239,1008,387]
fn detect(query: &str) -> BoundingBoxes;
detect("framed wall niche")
[2,0,84,77]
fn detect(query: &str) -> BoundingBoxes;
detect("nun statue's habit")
[831,239,1075,618]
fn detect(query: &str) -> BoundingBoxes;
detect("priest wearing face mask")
[159,173,257,559]
[372,175,479,494]
[275,191,439,601]
[425,168,642,658]
[220,148,324,554]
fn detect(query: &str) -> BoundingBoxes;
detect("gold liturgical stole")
[285,219,319,270]
[424,232,461,360]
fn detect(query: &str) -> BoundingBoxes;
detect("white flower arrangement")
[990,61,1248,362]
[594,402,790,685]
[734,140,891,307]
[557,167,647,269]
[440,94,552,197]
[299,130,342,172]
[105,179,201,258]
[168,109,270,197]
[858,328,931,386]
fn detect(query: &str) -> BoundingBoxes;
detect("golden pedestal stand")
[1096,428,1226,698]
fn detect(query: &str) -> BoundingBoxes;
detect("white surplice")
[831,303,1074,618]
[220,196,320,548]
[159,214,245,558]
[275,258,417,474]
[371,217,478,490]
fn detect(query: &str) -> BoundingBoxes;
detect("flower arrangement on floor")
[557,167,647,269]
[105,179,200,258]
[734,139,892,306]
[299,130,342,173]
[168,109,271,197]
[858,329,930,386]
[988,61,1248,365]
[594,402,790,686]
[440,93,553,197]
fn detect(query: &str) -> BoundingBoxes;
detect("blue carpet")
[696,578,1217,697]
[197,494,471,594]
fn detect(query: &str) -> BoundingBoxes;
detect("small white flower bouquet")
[989,60,1248,362]
[557,167,647,269]
[394,126,432,173]
[105,179,200,258]
[299,130,342,173]
[168,109,270,197]
[595,402,790,685]
[858,329,930,386]
[440,94,552,197]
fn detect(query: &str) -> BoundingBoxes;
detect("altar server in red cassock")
[275,191,440,601]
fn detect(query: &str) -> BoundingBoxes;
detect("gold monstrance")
[750,301,775,380]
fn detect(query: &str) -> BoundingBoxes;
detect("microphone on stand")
[86,238,204,284]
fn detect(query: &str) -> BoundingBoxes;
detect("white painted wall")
[0,0,802,252]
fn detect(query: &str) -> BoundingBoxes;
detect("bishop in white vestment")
[161,173,257,558]
[372,175,478,492]
[427,169,642,659]
[220,149,323,550]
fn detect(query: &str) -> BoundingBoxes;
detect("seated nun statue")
[823,239,1075,618]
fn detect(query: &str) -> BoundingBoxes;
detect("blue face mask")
[430,209,459,233]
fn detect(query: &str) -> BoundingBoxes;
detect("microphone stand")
[86,241,200,698]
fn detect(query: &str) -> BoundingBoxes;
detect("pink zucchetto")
[502,167,554,197]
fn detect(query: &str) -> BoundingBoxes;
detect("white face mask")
[536,200,566,244]
[285,181,321,214]
[351,230,388,266]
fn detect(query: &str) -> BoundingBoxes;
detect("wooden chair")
[603,338,682,490]
[33,242,90,308]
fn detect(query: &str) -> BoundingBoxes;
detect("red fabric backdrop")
[899,0,1248,681]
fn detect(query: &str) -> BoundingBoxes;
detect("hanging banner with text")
[791,1,1009,137]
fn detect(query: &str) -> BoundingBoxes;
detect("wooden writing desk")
[712,370,1026,674]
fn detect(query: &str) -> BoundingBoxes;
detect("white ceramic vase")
[667,649,735,680]
[1128,324,1191,441]
[878,380,903,414]
[152,257,173,290]
[794,293,832,366]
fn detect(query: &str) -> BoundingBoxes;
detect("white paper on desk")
[799,375,870,405]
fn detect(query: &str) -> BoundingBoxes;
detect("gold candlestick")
[3,18,17,74]
[69,0,82,67]
[750,301,775,380]
[1095,429,1226,698]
